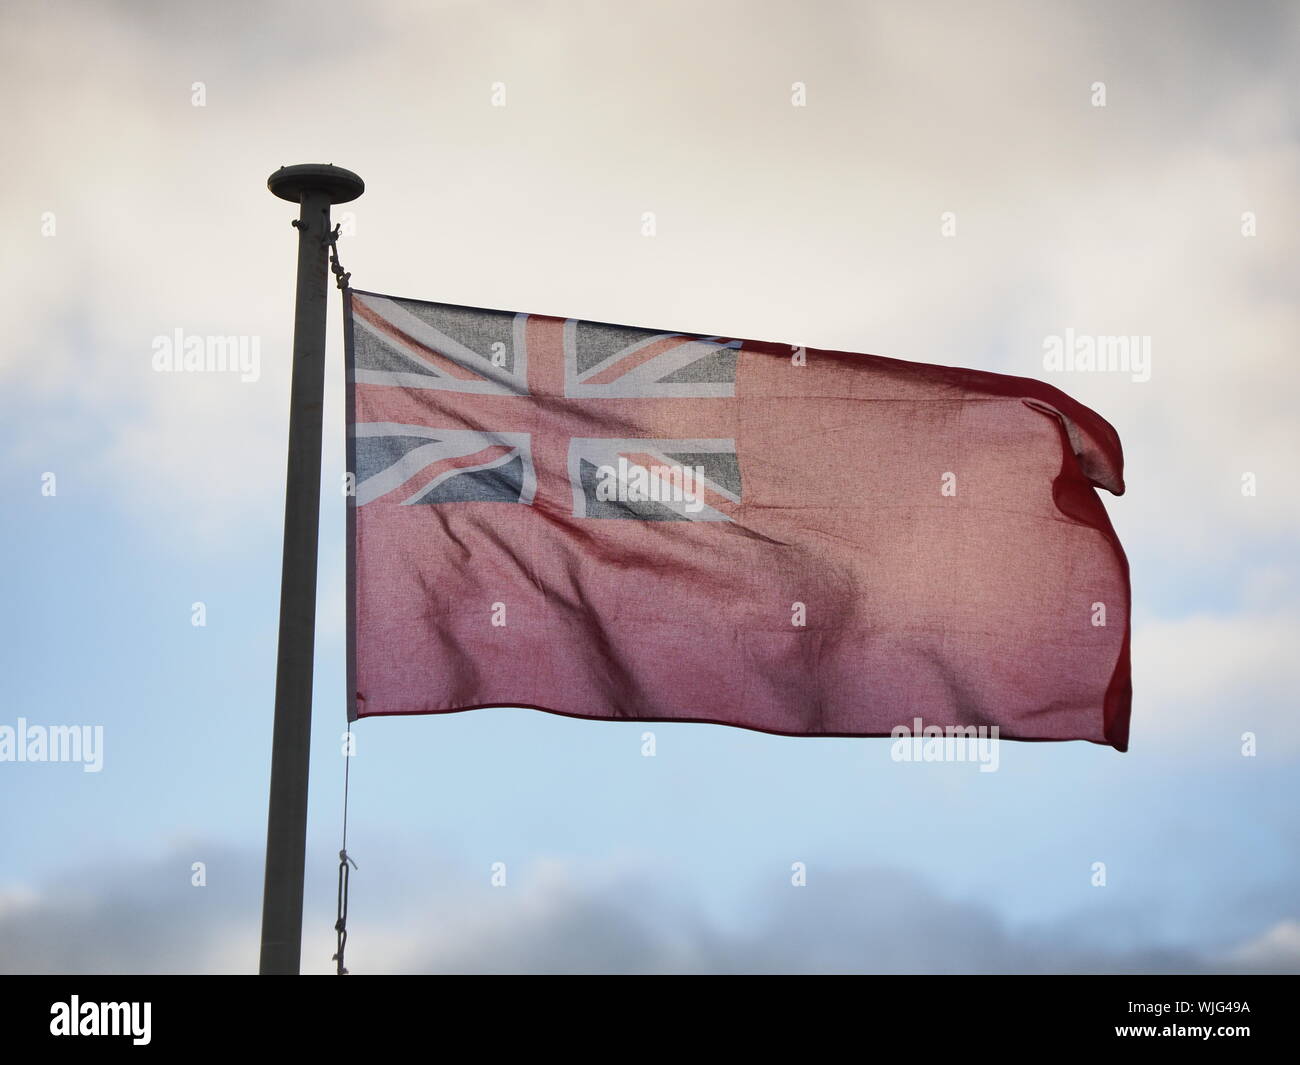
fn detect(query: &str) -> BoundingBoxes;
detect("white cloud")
[1227,918,1300,971]
[1,0,1295,566]
[1132,610,1300,755]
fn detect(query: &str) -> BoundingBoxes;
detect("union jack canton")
[348,291,743,521]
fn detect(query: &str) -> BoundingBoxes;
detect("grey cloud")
[2,848,1296,974]
[411,867,1213,975]
[0,845,258,975]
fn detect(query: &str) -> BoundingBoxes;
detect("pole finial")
[268,163,365,204]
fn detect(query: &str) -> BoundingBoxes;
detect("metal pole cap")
[268,163,365,204]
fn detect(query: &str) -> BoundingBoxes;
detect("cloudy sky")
[1,0,1297,974]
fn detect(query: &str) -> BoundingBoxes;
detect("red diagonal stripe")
[583,335,700,385]
[369,444,515,505]
[621,450,735,513]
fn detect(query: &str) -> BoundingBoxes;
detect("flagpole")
[260,163,364,975]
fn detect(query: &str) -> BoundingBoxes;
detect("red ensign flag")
[345,290,1131,750]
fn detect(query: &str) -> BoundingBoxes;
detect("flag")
[345,289,1131,750]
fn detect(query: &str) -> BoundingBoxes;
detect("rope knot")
[325,219,351,290]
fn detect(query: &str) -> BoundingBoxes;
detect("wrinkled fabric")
[345,289,1131,750]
